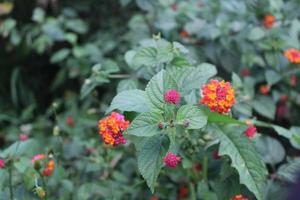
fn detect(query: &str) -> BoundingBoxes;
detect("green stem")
[9,166,13,200]
[40,175,48,200]
[108,74,131,78]
[202,156,208,184]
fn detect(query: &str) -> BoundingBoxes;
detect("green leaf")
[133,47,157,67]
[107,89,151,113]
[277,157,300,183]
[14,157,31,173]
[145,70,177,111]
[169,63,217,93]
[117,79,139,93]
[265,70,281,86]
[252,96,275,120]
[248,27,265,41]
[214,126,267,200]
[136,135,169,192]
[125,112,163,137]
[133,47,174,69]
[272,125,292,138]
[50,49,70,63]
[290,126,300,149]
[176,105,207,129]
[255,136,285,165]
[231,72,242,88]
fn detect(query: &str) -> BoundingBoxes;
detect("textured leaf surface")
[145,70,177,111]
[252,96,275,120]
[255,136,285,165]
[214,126,267,200]
[107,89,150,113]
[277,157,300,183]
[169,63,217,93]
[176,105,207,129]
[136,135,168,193]
[125,112,163,137]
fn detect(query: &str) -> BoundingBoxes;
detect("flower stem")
[202,155,208,183]
[9,166,13,200]
[108,74,131,79]
[40,175,48,200]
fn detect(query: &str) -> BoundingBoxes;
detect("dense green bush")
[0,0,300,199]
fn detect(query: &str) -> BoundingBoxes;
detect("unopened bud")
[34,161,42,171]
[158,122,164,130]
[203,133,214,141]
[53,125,60,136]
[183,120,189,128]
[198,139,206,145]
[35,186,46,198]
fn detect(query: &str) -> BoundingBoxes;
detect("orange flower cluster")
[231,194,248,200]
[263,15,275,29]
[284,48,300,64]
[200,80,235,114]
[98,112,129,146]
[43,160,55,177]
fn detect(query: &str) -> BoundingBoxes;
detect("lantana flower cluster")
[200,80,235,113]
[32,154,55,177]
[98,112,129,146]
[284,48,300,64]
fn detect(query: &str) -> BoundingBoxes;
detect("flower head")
[231,194,248,200]
[276,104,289,118]
[263,15,275,29]
[259,85,270,95]
[19,133,28,141]
[31,154,46,164]
[66,116,74,126]
[171,4,177,11]
[280,95,288,103]
[164,89,181,104]
[284,48,300,64]
[212,150,221,160]
[35,186,46,198]
[98,112,129,146]
[194,162,202,172]
[163,152,181,168]
[180,30,189,38]
[42,160,55,177]
[240,68,251,77]
[290,75,297,86]
[244,125,257,138]
[178,186,189,199]
[200,80,235,114]
[0,159,5,168]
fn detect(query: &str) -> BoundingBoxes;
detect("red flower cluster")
[290,75,297,86]
[0,159,5,169]
[212,150,221,160]
[180,31,189,38]
[259,85,270,95]
[43,160,55,177]
[98,112,129,146]
[284,48,300,64]
[263,15,275,29]
[32,154,55,177]
[66,116,74,126]
[200,80,235,114]
[231,194,248,200]
[164,89,181,104]
[19,133,28,141]
[244,125,257,138]
[163,152,181,168]
[178,186,189,199]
